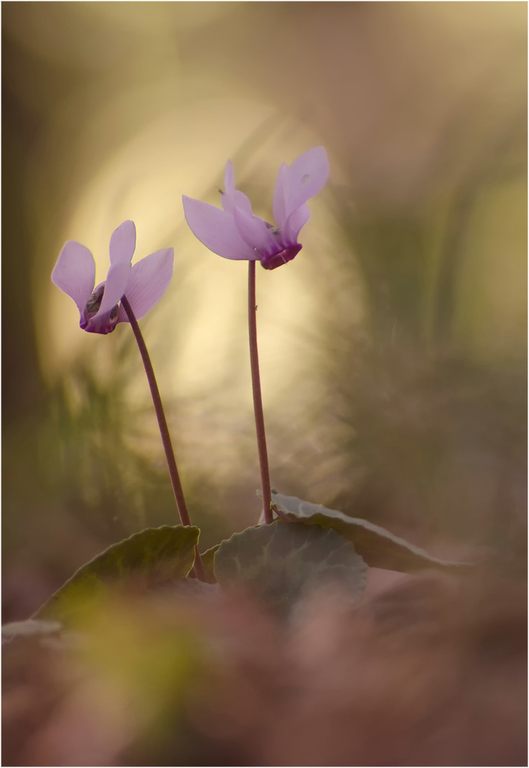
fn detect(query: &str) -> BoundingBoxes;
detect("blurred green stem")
[248,262,273,524]
[121,296,205,581]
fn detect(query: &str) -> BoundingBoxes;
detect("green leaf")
[215,521,367,612]
[37,525,200,622]
[272,491,472,573]
[2,618,62,644]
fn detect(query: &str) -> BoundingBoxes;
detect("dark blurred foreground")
[3,568,526,766]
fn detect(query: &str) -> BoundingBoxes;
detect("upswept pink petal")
[272,163,289,229]
[119,248,174,320]
[109,220,136,265]
[182,195,257,260]
[94,261,131,317]
[221,162,253,215]
[222,189,253,215]
[224,161,235,195]
[52,241,95,312]
[232,207,277,253]
[284,204,310,243]
[283,146,329,217]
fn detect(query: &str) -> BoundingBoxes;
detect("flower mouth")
[260,244,302,270]
[80,284,120,334]
[84,285,105,316]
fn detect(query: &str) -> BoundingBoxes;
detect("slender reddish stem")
[121,296,205,581]
[248,261,273,523]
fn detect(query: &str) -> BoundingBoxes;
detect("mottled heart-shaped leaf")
[272,492,472,573]
[215,521,367,612]
[37,525,200,622]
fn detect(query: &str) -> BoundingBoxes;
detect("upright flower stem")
[121,296,205,581]
[248,261,273,524]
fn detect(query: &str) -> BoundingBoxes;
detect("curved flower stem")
[121,296,205,581]
[248,261,273,524]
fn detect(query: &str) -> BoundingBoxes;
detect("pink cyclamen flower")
[182,146,329,270]
[51,220,174,334]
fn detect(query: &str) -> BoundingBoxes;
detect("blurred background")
[3,2,526,620]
